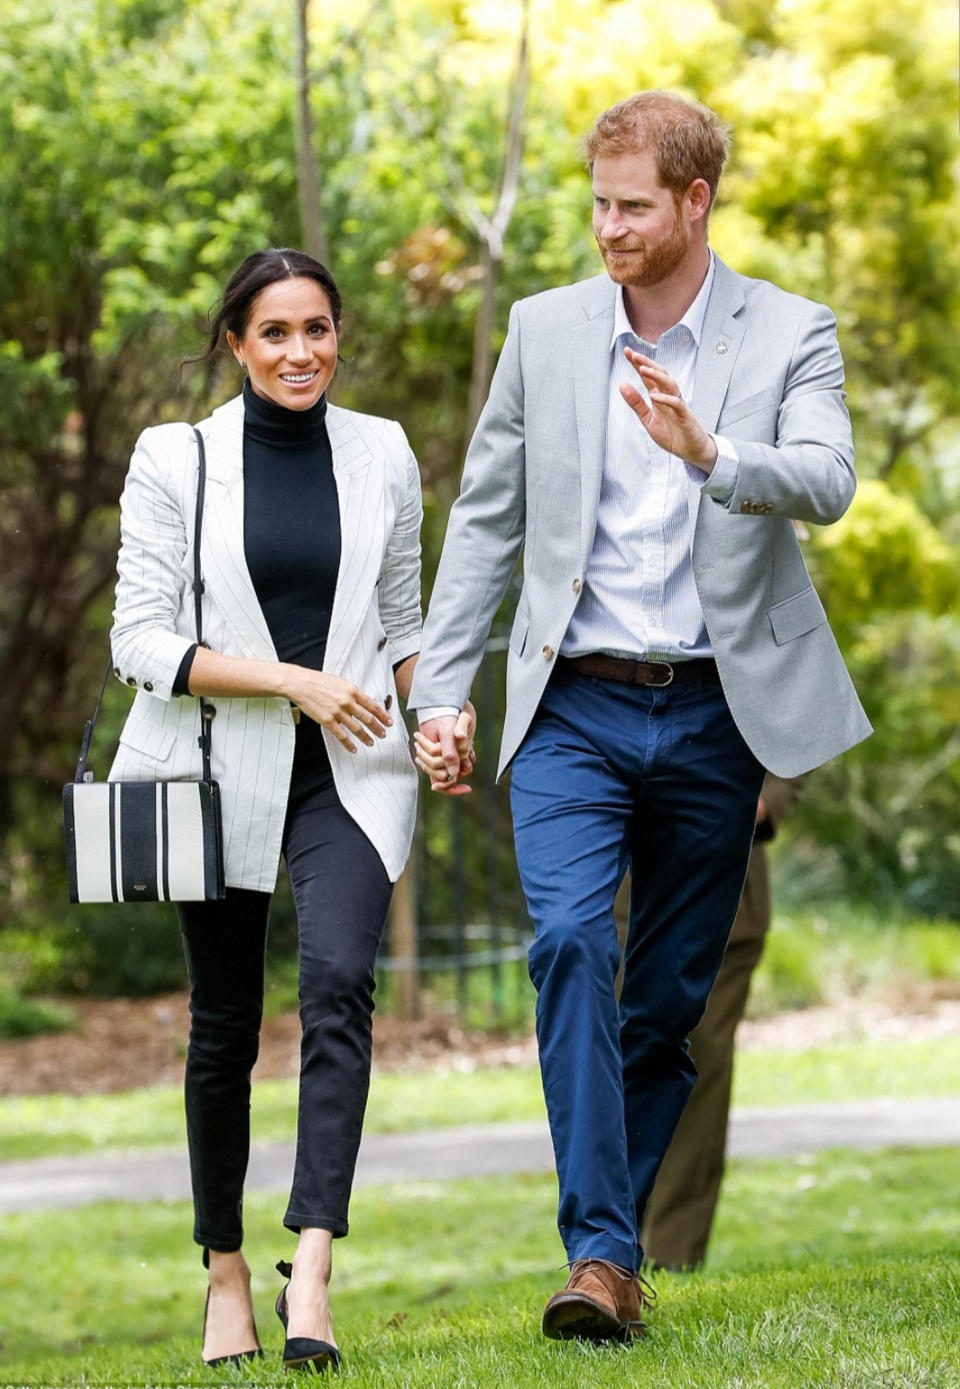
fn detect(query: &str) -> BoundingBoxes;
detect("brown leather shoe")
[541,1258,650,1342]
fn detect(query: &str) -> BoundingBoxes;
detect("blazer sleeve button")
[385,693,394,710]
[144,681,154,692]
[126,676,137,686]
[113,667,121,678]
[572,578,582,594]
[542,645,555,661]
[377,637,388,651]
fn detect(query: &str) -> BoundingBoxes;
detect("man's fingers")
[620,382,651,415]
[438,725,462,779]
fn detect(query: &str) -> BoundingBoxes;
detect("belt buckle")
[645,661,674,687]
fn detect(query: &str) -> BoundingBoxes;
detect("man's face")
[591,148,693,287]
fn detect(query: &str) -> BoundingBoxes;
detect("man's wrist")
[693,432,719,470]
[416,705,460,726]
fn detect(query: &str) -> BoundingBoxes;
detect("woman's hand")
[414,700,477,794]
[282,667,392,753]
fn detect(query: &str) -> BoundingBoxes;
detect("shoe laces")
[637,1272,658,1306]
[566,1258,657,1303]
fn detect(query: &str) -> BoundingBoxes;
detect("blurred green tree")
[1,0,958,998]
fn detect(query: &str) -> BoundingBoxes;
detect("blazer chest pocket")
[509,609,530,657]
[117,716,177,764]
[719,386,780,427]
[767,587,827,646]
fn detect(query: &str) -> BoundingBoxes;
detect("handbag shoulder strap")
[75,426,211,782]
[192,427,215,785]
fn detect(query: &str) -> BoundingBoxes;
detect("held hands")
[620,347,718,471]
[413,701,478,796]
[283,668,392,753]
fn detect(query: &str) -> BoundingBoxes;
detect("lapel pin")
[715,340,729,354]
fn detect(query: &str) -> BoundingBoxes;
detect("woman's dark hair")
[191,248,343,365]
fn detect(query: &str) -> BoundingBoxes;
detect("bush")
[0,989,76,1040]
[747,922,828,1017]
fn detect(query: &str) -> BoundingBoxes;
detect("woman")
[109,248,473,1373]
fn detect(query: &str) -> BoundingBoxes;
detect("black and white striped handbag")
[63,428,226,904]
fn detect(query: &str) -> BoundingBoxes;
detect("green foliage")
[0,989,76,1041]
[746,926,827,1014]
[748,901,960,1017]
[812,480,956,632]
[2,0,960,999]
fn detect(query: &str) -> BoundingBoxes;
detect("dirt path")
[0,991,539,1096]
[2,988,959,1097]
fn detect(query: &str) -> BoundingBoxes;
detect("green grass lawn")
[0,1146,958,1386]
[2,1033,960,1163]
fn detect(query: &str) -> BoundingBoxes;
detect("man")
[410,91,870,1341]
[636,772,806,1271]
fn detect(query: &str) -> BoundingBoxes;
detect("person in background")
[630,773,806,1270]
[109,247,472,1374]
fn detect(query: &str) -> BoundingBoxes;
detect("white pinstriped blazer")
[109,393,422,889]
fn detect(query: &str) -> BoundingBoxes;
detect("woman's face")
[227,276,339,411]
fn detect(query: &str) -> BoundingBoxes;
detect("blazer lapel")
[688,258,746,531]
[323,405,384,674]
[196,395,277,660]
[692,259,746,433]
[574,279,617,570]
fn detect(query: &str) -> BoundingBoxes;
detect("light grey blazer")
[109,393,422,890]
[410,258,871,778]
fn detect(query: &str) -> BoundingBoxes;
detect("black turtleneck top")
[174,379,341,800]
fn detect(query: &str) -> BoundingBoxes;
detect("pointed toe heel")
[201,1286,264,1368]
[282,1336,341,1374]
[275,1258,340,1373]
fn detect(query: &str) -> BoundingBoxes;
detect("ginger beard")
[597,196,691,287]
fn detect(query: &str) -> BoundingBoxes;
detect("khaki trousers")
[617,771,803,1268]
[637,842,770,1269]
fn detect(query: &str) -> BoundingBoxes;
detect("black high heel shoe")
[275,1259,341,1375]
[201,1287,264,1368]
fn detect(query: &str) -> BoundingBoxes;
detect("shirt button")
[385,694,393,710]
[572,578,582,594]
[377,637,387,651]
[542,645,554,661]
[144,681,154,692]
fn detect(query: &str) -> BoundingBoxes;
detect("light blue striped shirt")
[561,256,738,662]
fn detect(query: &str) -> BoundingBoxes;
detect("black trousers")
[177,781,392,1254]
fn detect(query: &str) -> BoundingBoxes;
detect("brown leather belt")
[558,654,718,688]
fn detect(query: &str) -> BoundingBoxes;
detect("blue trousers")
[510,663,764,1273]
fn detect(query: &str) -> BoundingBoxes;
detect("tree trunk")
[295,0,328,264]
[463,241,499,448]
[460,0,529,452]
[388,856,420,1020]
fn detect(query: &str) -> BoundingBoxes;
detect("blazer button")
[126,676,136,686]
[542,645,554,661]
[385,694,393,710]
[144,681,154,692]
[377,637,387,651]
[572,578,582,594]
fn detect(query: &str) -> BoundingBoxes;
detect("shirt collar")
[610,250,716,352]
